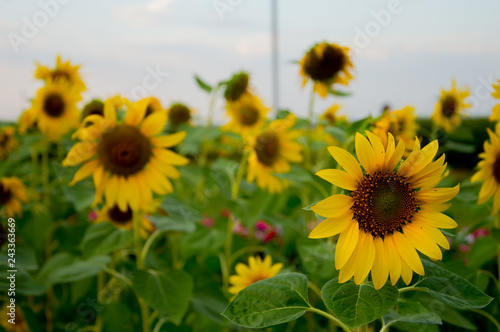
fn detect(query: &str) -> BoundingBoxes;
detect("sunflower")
[75,96,123,140]
[223,93,269,139]
[316,104,347,146]
[431,79,471,133]
[0,126,18,160]
[0,306,29,332]
[95,204,155,238]
[224,72,249,102]
[0,177,28,217]
[309,131,459,289]
[81,99,105,119]
[490,79,500,121]
[228,255,283,295]
[167,103,192,127]
[62,97,189,212]
[24,80,81,141]
[373,106,418,154]
[246,114,302,193]
[299,42,354,98]
[35,55,86,93]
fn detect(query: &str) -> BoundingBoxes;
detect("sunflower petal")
[309,213,353,239]
[310,194,353,218]
[335,222,360,269]
[355,133,377,173]
[70,159,99,185]
[151,131,187,148]
[327,146,363,181]
[140,110,167,137]
[316,169,358,191]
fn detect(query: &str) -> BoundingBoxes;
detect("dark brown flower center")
[0,133,9,147]
[224,72,249,101]
[82,100,104,120]
[108,205,133,224]
[255,132,279,166]
[325,113,336,126]
[351,172,418,238]
[97,125,152,176]
[43,93,65,118]
[0,183,12,205]
[239,106,259,126]
[493,154,500,183]
[304,44,346,81]
[168,104,191,126]
[441,95,457,118]
[51,70,71,82]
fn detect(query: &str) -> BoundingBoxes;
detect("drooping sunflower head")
[299,42,354,98]
[82,99,105,119]
[431,79,471,133]
[223,93,269,139]
[224,71,250,102]
[246,114,303,193]
[35,55,86,93]
[228,255,283,295]
[489,79,500,122]
[309,131,459,289]
[373,106,418,153]
[0,177,28,217]
[167,103,192,127]
[95,204,156,238]
[0,126,18,160]
[25,80,81,141]
[63,97,189,212]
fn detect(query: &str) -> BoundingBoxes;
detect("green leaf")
[275,165,312,183]
[222,273,310,328]
[81,223,133,258]
[194,75,212,93]
[149,215,196,233]
[383,301,441,327]
[132,269,193,325]
[296,238,337,280]
[444,140,476,153]
[321,279,399,328]
[328,87,352,97]
[468,236,497,269]
[490,228,500,244]
[414,260,493,309]
[324,126,346,144]
[192,293,229,325]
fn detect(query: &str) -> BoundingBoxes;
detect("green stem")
[231,151,249,201]
[152,318,167,332]
[306,307,351,332]
[41,142,50,206]
[495,213,500,291]
[307,281,322,299]
[470,308,500,331]
[134,212,150,332]
[104,268,133,287]
[206,85,220,128]
[140,229,167,266]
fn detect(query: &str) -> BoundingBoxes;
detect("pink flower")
[88,210,98,221]
[255,220,270,232]
[220,209,231,218]
[201,216,215,228]
[472,228,490,239]
[458,243,470,253]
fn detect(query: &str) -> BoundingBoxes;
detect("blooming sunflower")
[228,255,283,295]
[167,103,192,127]
[373,106,418,154]
[24,80,81,141]
[0,177,28,217]
[299,42,354,98]
[223,93,269,139]
[431,79,471,133]
[95,204,155,238]
[0,126,18,160]
[490,79,500,121]
[246,114,302,193]
[62,98,189,212]
[224,72,249,102]
[309,131,459,289]
[35,55,86,93]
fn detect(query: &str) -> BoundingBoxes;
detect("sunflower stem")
[470,308,500,331]
[41,141,50,207]
[495,213,500,290]
[306,307,351,332]
[133,212,150,332]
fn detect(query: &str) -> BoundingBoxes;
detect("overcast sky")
[1,0,500,123]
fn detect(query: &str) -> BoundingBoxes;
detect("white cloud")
[115,0,176,25]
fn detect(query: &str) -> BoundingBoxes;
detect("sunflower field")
[0,43,499,332]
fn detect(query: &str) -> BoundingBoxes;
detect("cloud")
[115,0,176,25]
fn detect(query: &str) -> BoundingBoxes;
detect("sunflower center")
[304,44,346,81]
[51,70,71,82]
[43,93,65,118]
[97,125,152,176]
[239,106,259,126]
[169,104,190,126]
[108,205,133,224]
[255,132,279,166]
[325,113,336,126]
[224,72,249,101]
[441,95,457,118]
[0,133,8,147]
[82,100,104,120]
[351,172,418,238]
[0,183,12,205]
[493,154,500,183]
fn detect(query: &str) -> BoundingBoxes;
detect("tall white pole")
[271,0,279,110]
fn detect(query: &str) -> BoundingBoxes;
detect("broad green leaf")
[296,238,337,280]
[132,269,193,325]
[81,223,134,258]
[438,304,477,331]
[149,215,196,233]
[0,263,46,296]
[383,301,441,327]
[444,140,476,154]
[414,260,493,309]
[325,126,346,144]
[222,273,310,328]
[491,228,500,244]
[194,75,212,93]
[62,181,95,211]
[101,302,135,332]
[468,236,497,269]
[276,165,312,183]
[321,279,398,328]
[192,293,230,325]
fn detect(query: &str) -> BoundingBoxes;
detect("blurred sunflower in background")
[22,80,81,141]
[246,114,302,193]
[224,71,250,102]
[81,99,105,120]
[0,126,18,160]
[373,106,418,154]
[63,98,188,212]
[167,102,193,127]
[0,306,29,332]
[309,131,459,289]
[228,255,283,295]
[0,177,28,217]
[223,93,269,139]
[35,55,86,93]
[489,79,500,121]
[431,79,471,133]
[315,104,347,146]
[95,204,156,238]
[134,96,163,118]
[299,42,354,98]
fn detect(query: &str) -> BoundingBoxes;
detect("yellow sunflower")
[309,131,459,289]
[224,72,250,102]
[81,99,105,120]
[246,114,302,193]
[223,93,269,139]
[316,104,347,146]
[471,124,500,214]
[0,177,28,217]
[35,55,86,93]
[167,103,193,127]
[299,42,354,98]
[490,79,500,121]
[0,127,18,160]
[62,98,189,212]
[431,79,471,133]
[373,106,418,154]
[228,255,283,295]
[95,204,155,238]
[0,305,29,332]
[24,80,81,141]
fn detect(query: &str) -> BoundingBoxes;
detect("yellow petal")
[371,238,390,289]
[310,194,353,218]
[385,235,402,285]
[309,213,354,239]
[400,259,413,285]
[154,148,190,166]
[403,223,442,260]
[70,159,99,185]
[477,180,497,204]
[104,99,117,124]
[365,131,386,169]
[116,176,129,212]
[414,211,457,229]
[335,222,360,270]
[392,232,424,276]
[355,132,377,173]
[105,175,118,208]
[316,169,358,191]
[399,140,438,177]
[353,232,376,284]
[150,131,187,148]
[327,146,363,181]
[385,139,405,171]
[140,110,167,137]
[416,185,460,204]
[62,142,96,166]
